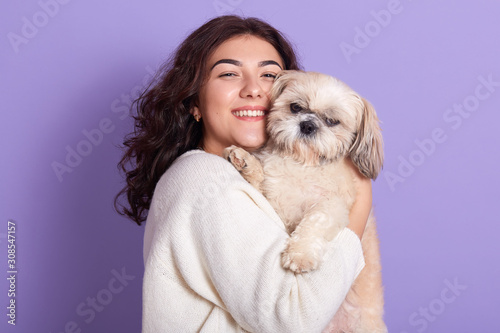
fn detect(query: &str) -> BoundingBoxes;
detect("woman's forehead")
[208,35,283,68]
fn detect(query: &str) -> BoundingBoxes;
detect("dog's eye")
[325,118,340,127]
[290,103,302,113]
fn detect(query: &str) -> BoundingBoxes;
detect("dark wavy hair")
[114,15,302,225]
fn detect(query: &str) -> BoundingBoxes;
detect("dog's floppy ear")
[349,97,384,180]
[270,70,301,103]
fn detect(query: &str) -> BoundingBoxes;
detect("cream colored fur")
[223,71,386,332]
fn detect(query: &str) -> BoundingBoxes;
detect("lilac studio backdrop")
[1,0,499,332]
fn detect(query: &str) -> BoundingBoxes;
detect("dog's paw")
[223,145,250,171]
[281,239,323,273]
[282,250,320,273]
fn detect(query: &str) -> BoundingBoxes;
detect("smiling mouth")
[231,110,267,117]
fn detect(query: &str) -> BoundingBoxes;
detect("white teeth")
[233,110,265,117]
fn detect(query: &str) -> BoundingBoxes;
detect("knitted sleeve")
[146,150,365,333]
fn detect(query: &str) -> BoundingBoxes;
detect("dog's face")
[267,70,383,179]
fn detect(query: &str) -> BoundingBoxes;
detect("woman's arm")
[346,157,373,239]
[145,151,366,332]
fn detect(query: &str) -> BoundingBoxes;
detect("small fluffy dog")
[223,70,386,332]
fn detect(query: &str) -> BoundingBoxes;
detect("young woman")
[116,15,372,332]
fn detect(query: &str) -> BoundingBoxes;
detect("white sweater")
[142,149,365,333]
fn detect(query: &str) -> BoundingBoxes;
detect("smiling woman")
[114,15,300,227]
[192,35,284,155]
[114,15,371,333]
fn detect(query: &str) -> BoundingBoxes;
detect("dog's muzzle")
[300,120,317,136]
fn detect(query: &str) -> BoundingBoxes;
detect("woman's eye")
[325,118,340,127]
[290,103,302,113]
[219,72,237,77]
[262,73,277,79]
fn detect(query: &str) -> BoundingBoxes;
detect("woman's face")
[194,35,284,155]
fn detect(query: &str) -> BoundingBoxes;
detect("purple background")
[1,0,499,332]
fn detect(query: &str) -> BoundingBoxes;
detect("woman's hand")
[346,157,373,239]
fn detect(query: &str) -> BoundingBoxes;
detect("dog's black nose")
[300,120,317,135]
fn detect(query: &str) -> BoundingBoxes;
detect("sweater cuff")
[334,228,366,279]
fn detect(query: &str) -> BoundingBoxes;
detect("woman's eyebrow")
[258,60,283,69]
[210,59,283,71]
[211,59,242,70]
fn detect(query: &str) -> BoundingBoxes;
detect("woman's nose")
[240,77,264,98]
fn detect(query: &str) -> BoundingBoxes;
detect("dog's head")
[267,70,383,179]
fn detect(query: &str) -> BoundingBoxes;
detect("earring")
[194,114,201,122]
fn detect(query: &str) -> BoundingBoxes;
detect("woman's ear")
[349,97,384,180]
[190,106,202,122]
[190,94,201,114]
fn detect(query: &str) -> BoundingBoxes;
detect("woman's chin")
[237,136,267,152]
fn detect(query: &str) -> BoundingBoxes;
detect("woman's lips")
[231,109,268,121]
[231,106,268,121]
[232,109,266,117]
